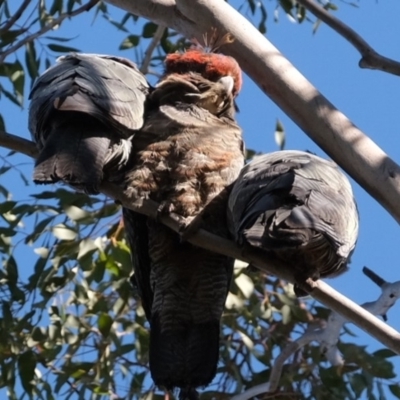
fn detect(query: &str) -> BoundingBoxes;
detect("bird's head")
[164,32,242,98]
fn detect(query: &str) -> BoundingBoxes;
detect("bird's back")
[29,53,149,193]
[228,150,359,288]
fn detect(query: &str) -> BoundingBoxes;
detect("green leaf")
[297,4,306,23]
[25,41,39,80]
[349,373,367,398]
[389,385,400,399]
[142,22,158,38]
[47,43,79,53]
[245,148,259,161]
[64,205,90,221]
[18,351,36,394]
[49,0,63,15]
[0,113,5,131]
[280,0,295,14]
[0,200,16,213]
[52,224,77,241]
[77,238,97,259]
[119,35,140,50]
[2,302,13,325]
[67,0,76,13]
[31,327,48,342]
[0,85,21,106]
[372,348,397,358]
[25,216,55,244]
[9,59,24,103]
[46,35,76,42]
[5,255,18,286]
[258,3,267,34]
[327,2,338,11]
[281,304,291,324]
[0,29,27,48]
[367,356,395,379]
[274,119,285,150]
[98,313,113,337]
[235,273,254,298]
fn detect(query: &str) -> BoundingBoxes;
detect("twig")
[262,268,400,396]
[296,0,400,76]
[0,0,99,64]
[363,266,386,287]
[0,130,38,158]
[140,24,166,74]
[0,0,32,34]
[2,130,400,357]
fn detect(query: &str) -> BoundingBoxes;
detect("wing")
[29,53,150,147]
[228,150,359,277]
[28,53,150,192]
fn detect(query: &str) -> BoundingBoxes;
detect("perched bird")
[28,53,149,194]
[227,150,359,295]
[123,45,244,399]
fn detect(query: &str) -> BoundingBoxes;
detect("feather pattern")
[123,65,244,396]
[29,53,150,193]
[227,150,359,293]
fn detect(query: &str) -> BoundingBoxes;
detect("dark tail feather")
[34,114,110,194]
[179,388,199,400]
[149,316,220,392]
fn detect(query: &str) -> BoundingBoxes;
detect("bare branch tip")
[363,266,386,287]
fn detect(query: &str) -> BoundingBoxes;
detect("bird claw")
[156,200,174,222]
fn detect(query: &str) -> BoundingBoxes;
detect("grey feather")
[227,150,359,291]
[29,53,150,193]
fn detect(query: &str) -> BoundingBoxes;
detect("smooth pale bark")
[105,0,400,224]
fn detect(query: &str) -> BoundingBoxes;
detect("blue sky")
[3,0,400,397]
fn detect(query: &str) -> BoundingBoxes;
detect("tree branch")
[296,0,400,76]
[2,129,400,357]
[104,0,400,226]
[0,0,99,64]
[264,268,400,396]
[0,0,32,35]
[140,24,166,74]
[0,131,38,158]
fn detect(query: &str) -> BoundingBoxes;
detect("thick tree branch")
[2,130,400,357]
[0,0,99,64]
[296,0,400,76]
[105,0,400,225]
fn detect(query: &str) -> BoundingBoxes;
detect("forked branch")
[296,0,400,76]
